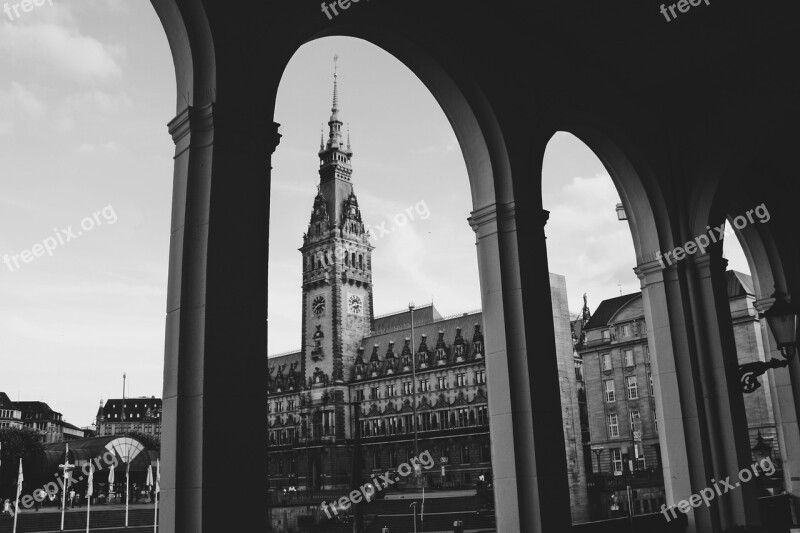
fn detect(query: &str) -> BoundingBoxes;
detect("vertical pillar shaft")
[470,203,571,532]
[160,103,280,532]
[636,259,712,533]
[755,297,800,509]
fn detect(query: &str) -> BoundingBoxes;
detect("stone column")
[470,203,571,532]
[685,253,760,526]
[160,103,280,532]
[754,296,800,508]
[636,259,712,533]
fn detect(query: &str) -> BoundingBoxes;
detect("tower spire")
[325,54,344,150]
[331,54,339,120]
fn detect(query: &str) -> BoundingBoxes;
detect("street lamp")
[615,203,627,221]
[751,432,772,464]
[739,290,799,393]
[761,291,799,361]
[409,302,420,484]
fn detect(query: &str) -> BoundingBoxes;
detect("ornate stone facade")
[266,68,586,522]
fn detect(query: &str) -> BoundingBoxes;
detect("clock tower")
[299,58,373,438]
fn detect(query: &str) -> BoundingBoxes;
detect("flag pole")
[60,443,70,532]
[153,459,159,533]
[85,461,93,533]
[125,460,130,527]
[12,458,22,533]
[421,486,424,533]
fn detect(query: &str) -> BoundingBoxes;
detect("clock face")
[312,296,326,316]
[348,293,363,315]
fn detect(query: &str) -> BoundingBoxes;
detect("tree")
[123,431,160,452]
[0,427,44,496]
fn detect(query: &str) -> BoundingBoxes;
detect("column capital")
[634,258,665,284]
[753,296,775,315]
[167,103,281,156]
[468,202,516,237]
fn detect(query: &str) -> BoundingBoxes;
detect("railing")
[572,512,687,532]
[587,468,664,490]
[268,489,342,505]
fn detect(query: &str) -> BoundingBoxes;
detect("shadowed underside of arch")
[150,1,800,531]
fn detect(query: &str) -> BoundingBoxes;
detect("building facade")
[266,70,588,522]
[15,401,84,443]
[96,396,162,437]
[0,392,23,429]
[575,270,780,520]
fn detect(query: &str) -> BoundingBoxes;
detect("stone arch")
[705,117,800,509]
[152,3,563,532]
[541,110,673,262]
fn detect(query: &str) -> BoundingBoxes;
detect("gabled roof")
[16,401,60,418]
[102,398,161,421]
[582,270,754,331]
[361,311,483,360]
[0,392,16,410]
[268,350,301,363]
[726,270,754,298]
[584,293,640,330]
[372,303,442,333]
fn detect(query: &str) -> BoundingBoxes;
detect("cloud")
[543,172,639,308]
[0,23,123,81]
[0,82,46,119]
[65,91,132,114]
[77,141,119,153]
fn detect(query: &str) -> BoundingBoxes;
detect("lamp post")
[616,203,627,221]
[752,432,772,464]
[752,432,773,493]
[408,302,422,486]
[762,291,799,361]
[739,290,799,393]
[350,401,364,533]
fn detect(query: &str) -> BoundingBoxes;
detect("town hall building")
[266,65,588,522]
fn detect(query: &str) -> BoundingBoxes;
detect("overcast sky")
[1,3,748,427]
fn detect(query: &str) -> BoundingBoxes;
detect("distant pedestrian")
[382,526,389,533]
[32,490,42,511]
[3,499,14,516]
[69,488,76,508]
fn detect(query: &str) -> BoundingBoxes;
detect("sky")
[0,4,748,427]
